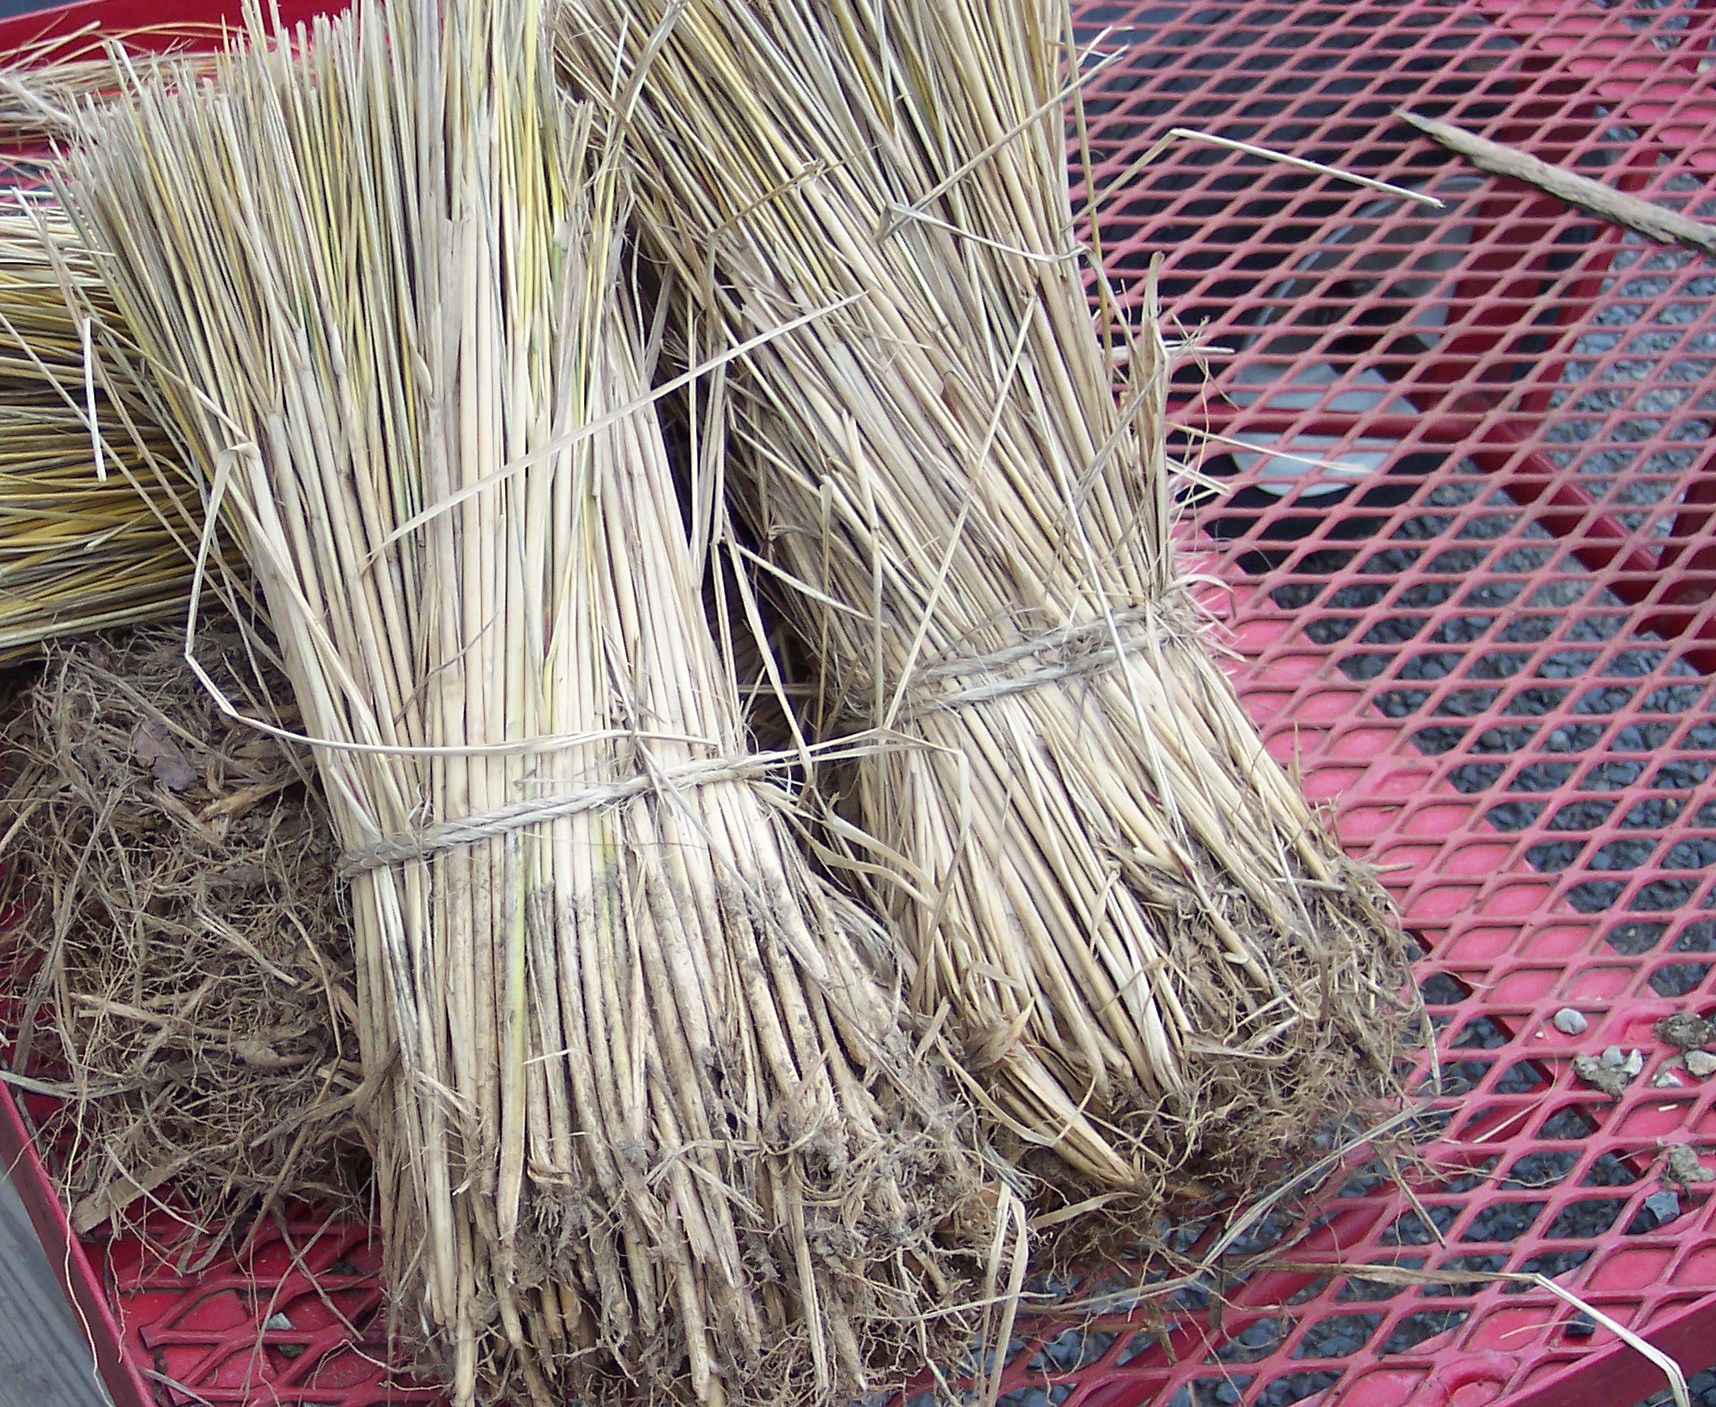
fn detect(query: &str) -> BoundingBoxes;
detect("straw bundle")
[0,43,212,145]
[0,204,198,659]
[58,2,1015,1403]
[556,0,1416,1223]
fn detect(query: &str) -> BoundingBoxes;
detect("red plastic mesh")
[107,1216,433,1407]
[6,2,1716,1405]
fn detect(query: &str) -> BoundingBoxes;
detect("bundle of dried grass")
[57,2,1018,1403]
[0,203,201,659]
[557,0,1418,1228]
[0,625,363,1243]
[0,38,213,145]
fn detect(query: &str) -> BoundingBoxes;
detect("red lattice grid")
[6,2,1716,1407]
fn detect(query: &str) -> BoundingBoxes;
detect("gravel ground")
[1638,1366,1716,1407]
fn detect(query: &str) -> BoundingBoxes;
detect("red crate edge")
[0,1080,150,1407]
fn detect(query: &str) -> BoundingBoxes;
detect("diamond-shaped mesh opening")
[1496,1060,1552,1094]
[1507,1149,1580,1188]
[1379,1205,1458,1248]
[1583,1150,1646,1189]
[1028,1328,1119,1377]
[1539,1106,1602,1142]
[998,1383,1073,1407]
[1545,1199,1629,1238]
[1436,1156,1499,1198]
[1290,1314,1381,1360]
[1214,1318,1291,1365]
[1175,1376,1254,1407]
[1651,917,1716,996]
[1256,1369,1341,1407]
[1451,1015,1509,1049]
[1381,1309,1470,1355]
[1460,1200,1550,1243]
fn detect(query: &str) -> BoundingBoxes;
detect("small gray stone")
[1687,1050,1716,1078]
[1600,1045,1627,1069]
[1622,1049,1646,1079]
[1643,1188,1683,1222]
[1653,1067,1685,1088]
[1552,1007,1589,1036]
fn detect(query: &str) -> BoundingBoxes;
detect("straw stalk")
[0,203,201,658]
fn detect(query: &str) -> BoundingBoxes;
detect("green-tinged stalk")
[0,205,202,657]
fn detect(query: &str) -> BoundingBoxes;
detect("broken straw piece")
[1399,110,1716,257]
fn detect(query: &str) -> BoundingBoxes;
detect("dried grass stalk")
[0,625,364,1243]
[57,2,1018,1402]
[0,202,203,659]
[0,39,212,145]
[556,0,1418,1226]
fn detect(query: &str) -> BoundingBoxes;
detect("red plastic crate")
[6,1,1716,1405]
